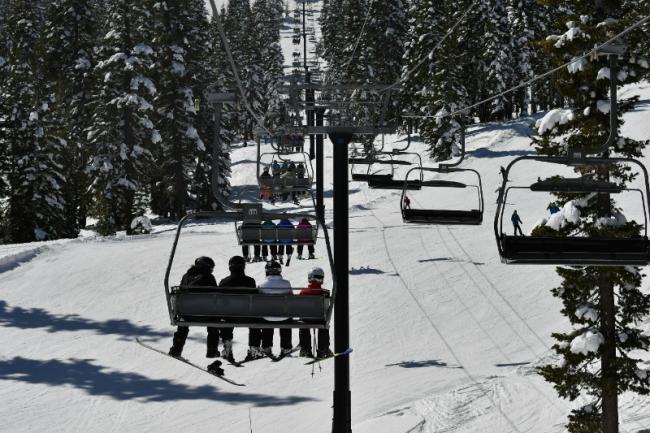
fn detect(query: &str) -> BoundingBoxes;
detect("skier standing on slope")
[218,256,263,362]
[299,267,333,358]
[168,256,223,373]
[403,195,411,210]
[258,261,294,358]
[511,210,524,236]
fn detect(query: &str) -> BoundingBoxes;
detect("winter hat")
[308,267,325,283]
[265,260,282,276]
[195,256,215,271]
[229,255,246,270]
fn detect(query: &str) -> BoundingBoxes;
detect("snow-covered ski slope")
[2,82,649,433]
[3,0,650,430]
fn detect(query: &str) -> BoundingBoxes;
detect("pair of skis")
[136,338,352,387]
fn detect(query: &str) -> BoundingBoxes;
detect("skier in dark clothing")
[218,256,262,363]
[511,210,524,236]
[299,267,332,358]
[168,257,222,373]
[403,195,411,209]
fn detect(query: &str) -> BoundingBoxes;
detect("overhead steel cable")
[207,0,274,137]
[401,14,650,120]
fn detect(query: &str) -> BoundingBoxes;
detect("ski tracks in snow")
[361,189,524,433]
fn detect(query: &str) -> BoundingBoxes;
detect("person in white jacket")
[258,260,293,357]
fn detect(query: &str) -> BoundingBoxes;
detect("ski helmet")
[195,256,215,270]
[265,260,282,276]
[228,255,246,270]
[308,267,325,283]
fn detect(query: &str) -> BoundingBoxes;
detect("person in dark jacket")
[511,210,524,236]
[168,256,220,359]
[218,256,261,363]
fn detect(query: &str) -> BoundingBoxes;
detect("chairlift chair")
[494,156,650,266]
[258,145,314,198]
[163,210,334,329]
[367,151,424,190]
[400,167,484,224]
[399,116,483,224]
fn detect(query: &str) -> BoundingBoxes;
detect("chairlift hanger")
[494,156,650,266]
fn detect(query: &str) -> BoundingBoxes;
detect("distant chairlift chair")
[399,117,484,225]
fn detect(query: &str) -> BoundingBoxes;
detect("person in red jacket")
[298,267,333,358]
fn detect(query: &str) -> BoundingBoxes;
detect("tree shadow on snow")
[385,359,462,369]
[0,357,316,406]
[0,300,170,340]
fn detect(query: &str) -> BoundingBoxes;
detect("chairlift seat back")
[240,224,262,243]
[500,235,650,265]
[403,209,482,225]
[171,287,330,328]
[368,178,422,190]
[531,178,622,194]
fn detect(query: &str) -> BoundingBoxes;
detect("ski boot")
[207,360,225,376]
[206,347,220,358]
[243,346,264,362]
[261,347,274,358]
[168,346,183,358]
[308,253,315,260]
[299,347,314,358]
[279,347,294,358]
[297,254,303,260]
[222,340,236,364]
[316,348,334,359]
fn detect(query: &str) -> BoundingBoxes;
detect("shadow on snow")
[0,357,317,406]
[385,359,462,369]
[0,300,169,341]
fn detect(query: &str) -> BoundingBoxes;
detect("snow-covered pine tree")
[43,0,99,237]
[0,0,68,243]
[252,0,284,129]
[320,0,345,76]
[189,0,232,211]
[349,0,407,125]
[506,0,549,116]
[87,0,159,235]
[532,1,650,431]
[401,0,468,160]
[148,0,210,219]
[223,0,263,143]
[463,0,514,121]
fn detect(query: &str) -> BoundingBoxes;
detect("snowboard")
[304,348,353,365]
[135,338,245,386]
